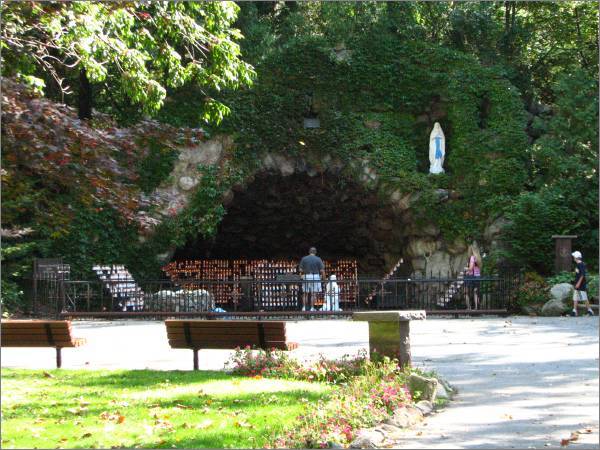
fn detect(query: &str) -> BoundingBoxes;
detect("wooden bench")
[1,320,86,368]
[165,320,298,370]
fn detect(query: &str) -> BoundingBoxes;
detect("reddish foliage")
[1,79,205,230]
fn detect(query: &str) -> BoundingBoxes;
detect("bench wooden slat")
[166,329,286,339]
[165,320,285,329]
[165,320,297,370]
[2,322,73,330]
[167,334,287,344]
[0,339,79,347]
[168,339,291,349]
[1,320,86,367]
[2,329,74,337]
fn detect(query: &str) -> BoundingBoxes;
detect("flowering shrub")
[268,356,412,448]
[516,272,549,308]
[226,346,301,378]
[227,349,421,447]
[226,347,369,384]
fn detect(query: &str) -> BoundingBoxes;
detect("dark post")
[552,235,577,274]
[193,349,199,371]
[78,68,92,120]
[56,347,62,368]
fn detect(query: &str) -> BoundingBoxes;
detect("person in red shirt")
[465,246,482,310]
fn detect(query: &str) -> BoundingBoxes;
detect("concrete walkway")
[2,316,598,449]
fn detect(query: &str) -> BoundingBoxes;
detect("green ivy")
[136,138,179,194]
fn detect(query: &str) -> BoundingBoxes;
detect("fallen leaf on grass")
[174,404,191,410]
[43,372,55,378]
[81,433,92,439]
[234,420,253,429]
[195,419,213,429]
[99,411,125,424]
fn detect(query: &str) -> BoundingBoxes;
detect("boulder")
[272,154,295,176]
[193,140,223,165]
[550,283,573,302]
[407,238,440,258]
[405,222,439,238]
[415,400,433,416]
[408,373,438,402]
[425,251,451,277]
[435,189,449,201]
[438,378,455,395]
[384,405,423,428]
[483,216,510,242]
[435,382,449,400]
[446,237,467,255]
[541,298,569,316]
[522,304,543,316]
[178,176,198,191]
[349,429,385,448]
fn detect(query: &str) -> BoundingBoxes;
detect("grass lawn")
[1,369,332,449]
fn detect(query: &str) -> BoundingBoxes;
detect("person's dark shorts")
[464,275,481,288]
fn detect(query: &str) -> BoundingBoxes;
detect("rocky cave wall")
[147,141,507,277]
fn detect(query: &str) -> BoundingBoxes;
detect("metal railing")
[35,272,520,318]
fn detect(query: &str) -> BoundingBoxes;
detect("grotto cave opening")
[173,172,410,276]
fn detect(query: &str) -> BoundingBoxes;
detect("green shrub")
[516,272,549,308]
[0,279,24,316]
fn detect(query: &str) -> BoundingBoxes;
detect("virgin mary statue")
[429,122,445,174]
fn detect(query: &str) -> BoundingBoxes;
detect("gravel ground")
[2,315,598,449]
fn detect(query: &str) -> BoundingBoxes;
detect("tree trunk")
[574,6,590,69]
[78,68,92,120]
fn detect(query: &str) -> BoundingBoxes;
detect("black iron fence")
[36,271,521,318]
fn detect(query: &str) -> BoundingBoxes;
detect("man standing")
[571,251,594,316]
[299,247,325,311]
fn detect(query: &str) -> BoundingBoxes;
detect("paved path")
[2,316,598,449]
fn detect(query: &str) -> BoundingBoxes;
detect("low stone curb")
[348,375,455,449]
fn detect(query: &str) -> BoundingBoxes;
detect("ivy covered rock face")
[1,1,598,299]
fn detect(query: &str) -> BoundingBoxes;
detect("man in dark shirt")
[299,247,325,311]
[571,251,594,316]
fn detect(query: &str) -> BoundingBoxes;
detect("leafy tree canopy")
[1,1,254,122]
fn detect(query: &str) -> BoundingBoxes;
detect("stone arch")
[151,143,470,277]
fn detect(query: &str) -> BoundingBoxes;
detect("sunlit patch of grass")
[1,369,331,449]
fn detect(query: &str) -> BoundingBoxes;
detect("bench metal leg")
[56,347,62,368]
[193,349,199,371]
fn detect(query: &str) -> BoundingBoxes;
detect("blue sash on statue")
[434,137,443,159]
